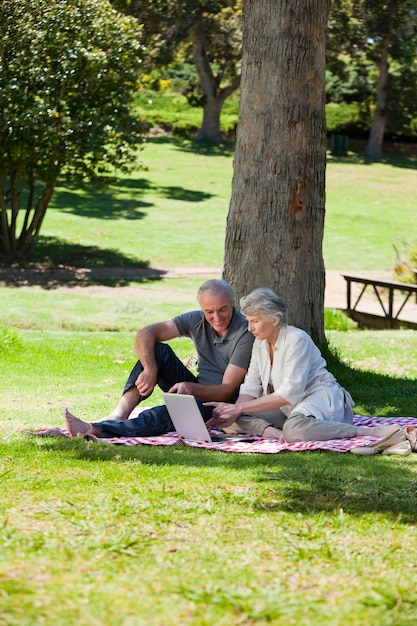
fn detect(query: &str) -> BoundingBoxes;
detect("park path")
[2,263,417,324]
[0,265,346,305]
[0,264,399,310]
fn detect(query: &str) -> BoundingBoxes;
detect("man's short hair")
[197,279,236,306]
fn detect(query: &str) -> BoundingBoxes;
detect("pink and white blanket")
[32,414,417,454]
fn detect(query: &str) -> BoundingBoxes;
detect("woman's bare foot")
[262,426,285,442]
[356,424,400,438]
[64,408,94,437]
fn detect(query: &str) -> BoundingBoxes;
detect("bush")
[0,326,22,354]
[135,90,239,137]
[393,241,417,284]
[324,309,355,331]
[325,102,370,134]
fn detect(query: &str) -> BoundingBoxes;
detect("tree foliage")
[114,0,242,143]
[327,0,417,154]
[0,0,145,260]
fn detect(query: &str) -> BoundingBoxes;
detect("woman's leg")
[283,414,357,443]
[223,409,288,437]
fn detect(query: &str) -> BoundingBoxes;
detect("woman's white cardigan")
[239,325,354,423]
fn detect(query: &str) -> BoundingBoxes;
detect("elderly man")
[64,279,254,438]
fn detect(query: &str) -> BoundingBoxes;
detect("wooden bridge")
[342,274,417,330]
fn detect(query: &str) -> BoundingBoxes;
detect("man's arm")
[133,320,180,397]
[169,363,247,402]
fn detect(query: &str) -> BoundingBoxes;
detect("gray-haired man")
[64,279,254,438]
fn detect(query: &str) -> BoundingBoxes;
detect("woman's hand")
[204,401,242,430]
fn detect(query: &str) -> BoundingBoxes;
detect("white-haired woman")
[206,287,401,446]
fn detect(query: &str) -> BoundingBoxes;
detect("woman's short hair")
[197,279,236,306]
[240,287,287,326]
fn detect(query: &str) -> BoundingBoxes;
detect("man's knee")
[154,342,176,363]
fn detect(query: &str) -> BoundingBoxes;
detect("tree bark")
[223,0,330,343]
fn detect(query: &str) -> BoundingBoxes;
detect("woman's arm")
[205,391,289,429]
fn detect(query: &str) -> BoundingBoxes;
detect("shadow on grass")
[144,135,236,158]
[327,153,417,169]
[323,345,416,417]
[51,175,213,220]
[0,237,167,288]
[29,434,417,523]
[255,452,417,522]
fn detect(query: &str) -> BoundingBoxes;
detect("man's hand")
[168,382,197,395]
[135,369,157,397]
[204,401,242,429]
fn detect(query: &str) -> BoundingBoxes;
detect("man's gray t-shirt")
[173,309,254,387]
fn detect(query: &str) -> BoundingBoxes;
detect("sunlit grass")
[5,137,415,274]
[1,132,417,626]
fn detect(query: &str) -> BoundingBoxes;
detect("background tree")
[115,0,242,143]
[363,0,417,158]
[223,0,331,343]
[0,0,145,260]
[327,0,417,158]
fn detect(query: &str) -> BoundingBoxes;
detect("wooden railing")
[342,274,417,330]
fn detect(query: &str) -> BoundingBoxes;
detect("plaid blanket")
[31,414,417,454]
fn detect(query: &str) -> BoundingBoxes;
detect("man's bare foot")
[64,408,94,437]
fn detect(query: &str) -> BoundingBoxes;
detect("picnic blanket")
[31,414,417,454]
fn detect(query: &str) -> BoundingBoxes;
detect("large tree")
[223,0,331,343]
[0,0,145,260]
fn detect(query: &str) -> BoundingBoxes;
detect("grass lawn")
[1,328,417,625]
[15,137,416,273]
[1,136,417,625]
[1,326,417,625]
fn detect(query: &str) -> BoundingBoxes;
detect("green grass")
[2,434,417,625]
[0,279,200,331]
[1,328,417,626]
[325,155,417,270]
[1,132,417,625]
[1,325,417,625]
[4,137,415,274]
[37,138,235,270]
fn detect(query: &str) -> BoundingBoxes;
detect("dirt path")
[0,265,397,310]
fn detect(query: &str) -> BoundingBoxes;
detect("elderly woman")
[206,287,402,446]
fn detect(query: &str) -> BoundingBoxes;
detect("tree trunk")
[197,97,224,144]
[363,2,397,159]
[223,0,330,343]
[190,16,240,143]
[0,178,55,260]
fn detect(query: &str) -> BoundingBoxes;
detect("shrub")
[324,308,355,331]
[325,102,369,134]
[393,240,417,284]
[0,326,22,354]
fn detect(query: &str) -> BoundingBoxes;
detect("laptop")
[162,392,256,444]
